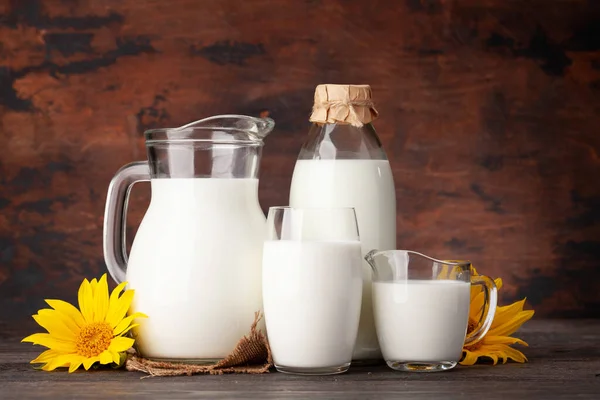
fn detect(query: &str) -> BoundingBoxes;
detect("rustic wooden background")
[0,0,598,320]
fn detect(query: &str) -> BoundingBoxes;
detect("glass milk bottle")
[289,84,396,363]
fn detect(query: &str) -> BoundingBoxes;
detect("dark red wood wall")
[1,0,599,320]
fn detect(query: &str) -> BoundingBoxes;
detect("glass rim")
[145,137,264,146]
[145,114,274,144]
[367,249,472,267]
[268,206,357,211]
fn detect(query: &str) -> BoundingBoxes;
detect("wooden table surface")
[1,319,598,399]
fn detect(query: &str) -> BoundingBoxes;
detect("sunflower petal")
[32,313,76,341]
[113,312,147,336]
[42,354,73,371]
[94,274,110,323]
[470,291,485,320]
[116,323,139,337]
[501,344,529,363]
[469,278,502,319]
[89,278,98,296]
[83,356,101,370]
[22,333,76,353]
[469,284,481,303]
[492,299,527,329]
[37,308,80,336]
[491,310,535,337]
[68,356,85,373]
[462,345,510,366]
[108,336,134,353]
[45,299,85,328]
[106,290,135,328]
[106,282,129,327]
[485,343,524,363]
[112,316,135,336]
[460,349,480,366]
[99,350,113,365]
[31,349,62,364]
[108,282,128,306]
[482,335,529,347]
[494,277,503,290]
[78,279,94,323]
[110,350,122,364]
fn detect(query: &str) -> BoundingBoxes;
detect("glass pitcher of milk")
[103,115,274,362]
[289,84,396,363]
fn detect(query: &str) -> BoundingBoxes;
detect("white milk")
[262,240,363,368]
[289,159,396,360]
[373,280,471,362]
[126,178,265,360]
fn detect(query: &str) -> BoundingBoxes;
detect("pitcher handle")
[103,161,150,283]
[464,275,498,345]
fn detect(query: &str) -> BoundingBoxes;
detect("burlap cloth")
[126,312,272,376]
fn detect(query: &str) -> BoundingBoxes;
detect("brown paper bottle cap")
[309,84,379,127]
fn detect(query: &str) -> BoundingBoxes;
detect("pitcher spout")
[175,114,275,141]
[364,249,380,273]
[143,114,274,180]
[366,249,397,281]
[364,250,472,283]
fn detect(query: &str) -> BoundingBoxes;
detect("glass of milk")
[365,250,498,372]
[262,207,363,375]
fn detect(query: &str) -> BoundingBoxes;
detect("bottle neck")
[297,123,388,160]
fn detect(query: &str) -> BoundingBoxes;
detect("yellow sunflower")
[461,268,535,365]
[22,274,146,372]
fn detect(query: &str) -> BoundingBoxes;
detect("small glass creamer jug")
[103,115,274,362]
[365,250,497,372]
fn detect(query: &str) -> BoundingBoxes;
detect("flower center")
[465,318,482,350]
[76,322,113,358]
[467,318,477,335]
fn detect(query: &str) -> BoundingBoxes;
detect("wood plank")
[0,320,599,399]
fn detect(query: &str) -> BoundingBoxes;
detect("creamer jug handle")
[464,275,498,345]
[103,161,150,283]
